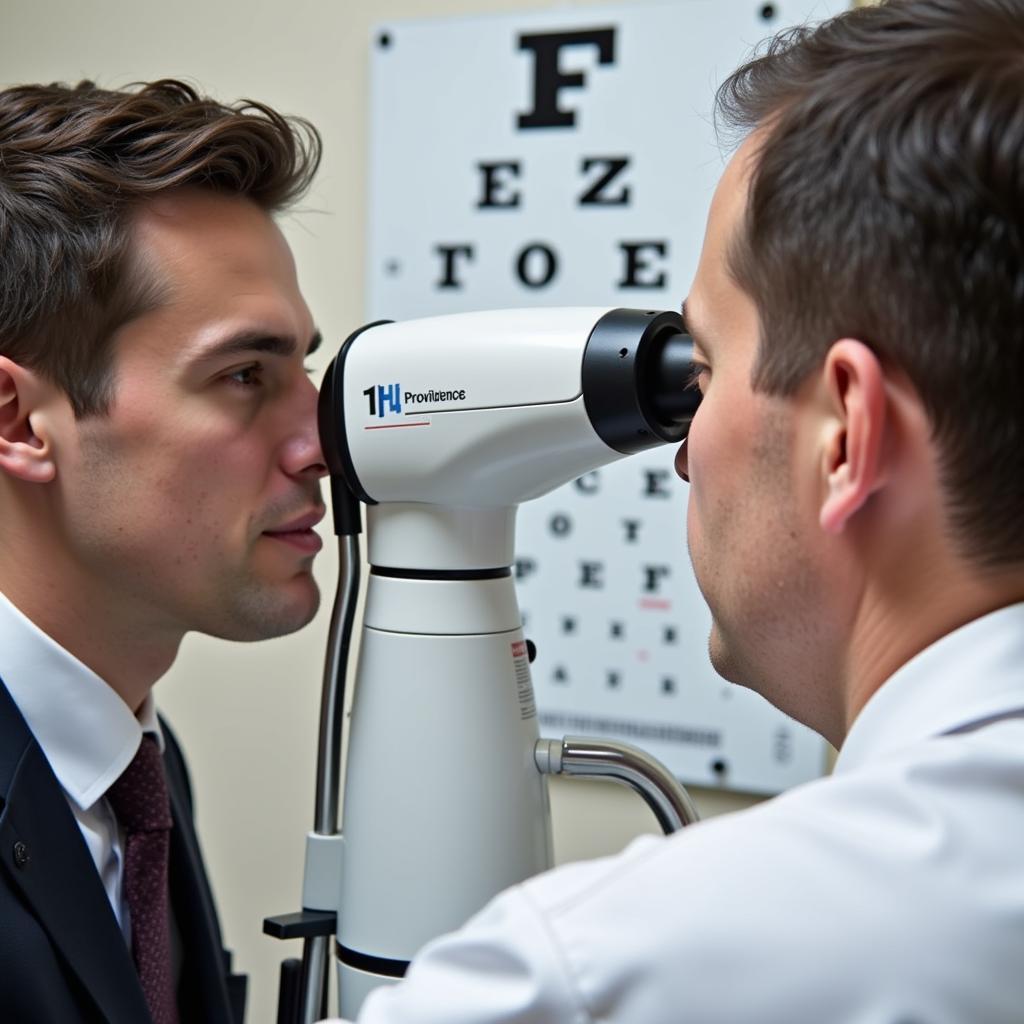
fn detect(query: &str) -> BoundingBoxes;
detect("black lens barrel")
[581,308,700,455]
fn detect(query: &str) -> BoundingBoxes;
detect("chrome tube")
[299,534,363,1024]
[314,534,362,833]
[536,735,700,833]
[299,935,331,1024]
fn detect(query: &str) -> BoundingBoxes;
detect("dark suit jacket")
[0,675,247,1023]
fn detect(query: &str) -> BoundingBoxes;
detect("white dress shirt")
[0,589,164,941]
[338,602,1024,1023]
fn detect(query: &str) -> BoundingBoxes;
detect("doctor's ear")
[0,357,60,483]
[817,339,887,535]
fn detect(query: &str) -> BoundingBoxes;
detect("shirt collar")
[0,589,164,811]
[836,601,1024,775]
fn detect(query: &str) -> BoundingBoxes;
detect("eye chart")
[366,0,843,794]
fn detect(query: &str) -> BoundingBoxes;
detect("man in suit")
[0,79,326,1022]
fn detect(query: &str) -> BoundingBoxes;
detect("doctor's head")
[678,0,1024,744]
[0,80,327,689]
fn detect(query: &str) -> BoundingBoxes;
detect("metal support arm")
[535,735,700,833]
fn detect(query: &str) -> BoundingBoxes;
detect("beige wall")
[0,2,770,1018]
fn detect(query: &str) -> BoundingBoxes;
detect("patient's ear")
[0,357,59,483]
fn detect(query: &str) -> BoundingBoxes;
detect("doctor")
[337,0,1024,1020]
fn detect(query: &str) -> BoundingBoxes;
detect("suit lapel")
[0,679,152,1024]
[164,729,239,1023]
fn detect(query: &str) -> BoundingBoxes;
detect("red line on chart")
[364,422,431,430]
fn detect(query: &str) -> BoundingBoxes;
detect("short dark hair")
[716,0,1024,569]
[0,79,321,416]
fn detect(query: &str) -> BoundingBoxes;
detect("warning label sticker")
[511,640,536,721]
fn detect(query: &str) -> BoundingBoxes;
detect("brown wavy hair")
[716,0,1024,569]
[0,78,322,416]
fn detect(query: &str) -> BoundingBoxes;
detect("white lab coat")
[338,603,1024,1023]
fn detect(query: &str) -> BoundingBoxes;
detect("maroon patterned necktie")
[105,734,179,1024]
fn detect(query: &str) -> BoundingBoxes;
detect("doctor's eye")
[224,363,264,389]
[685,362,710,393]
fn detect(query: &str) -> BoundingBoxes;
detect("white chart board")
[367,0,842,795]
